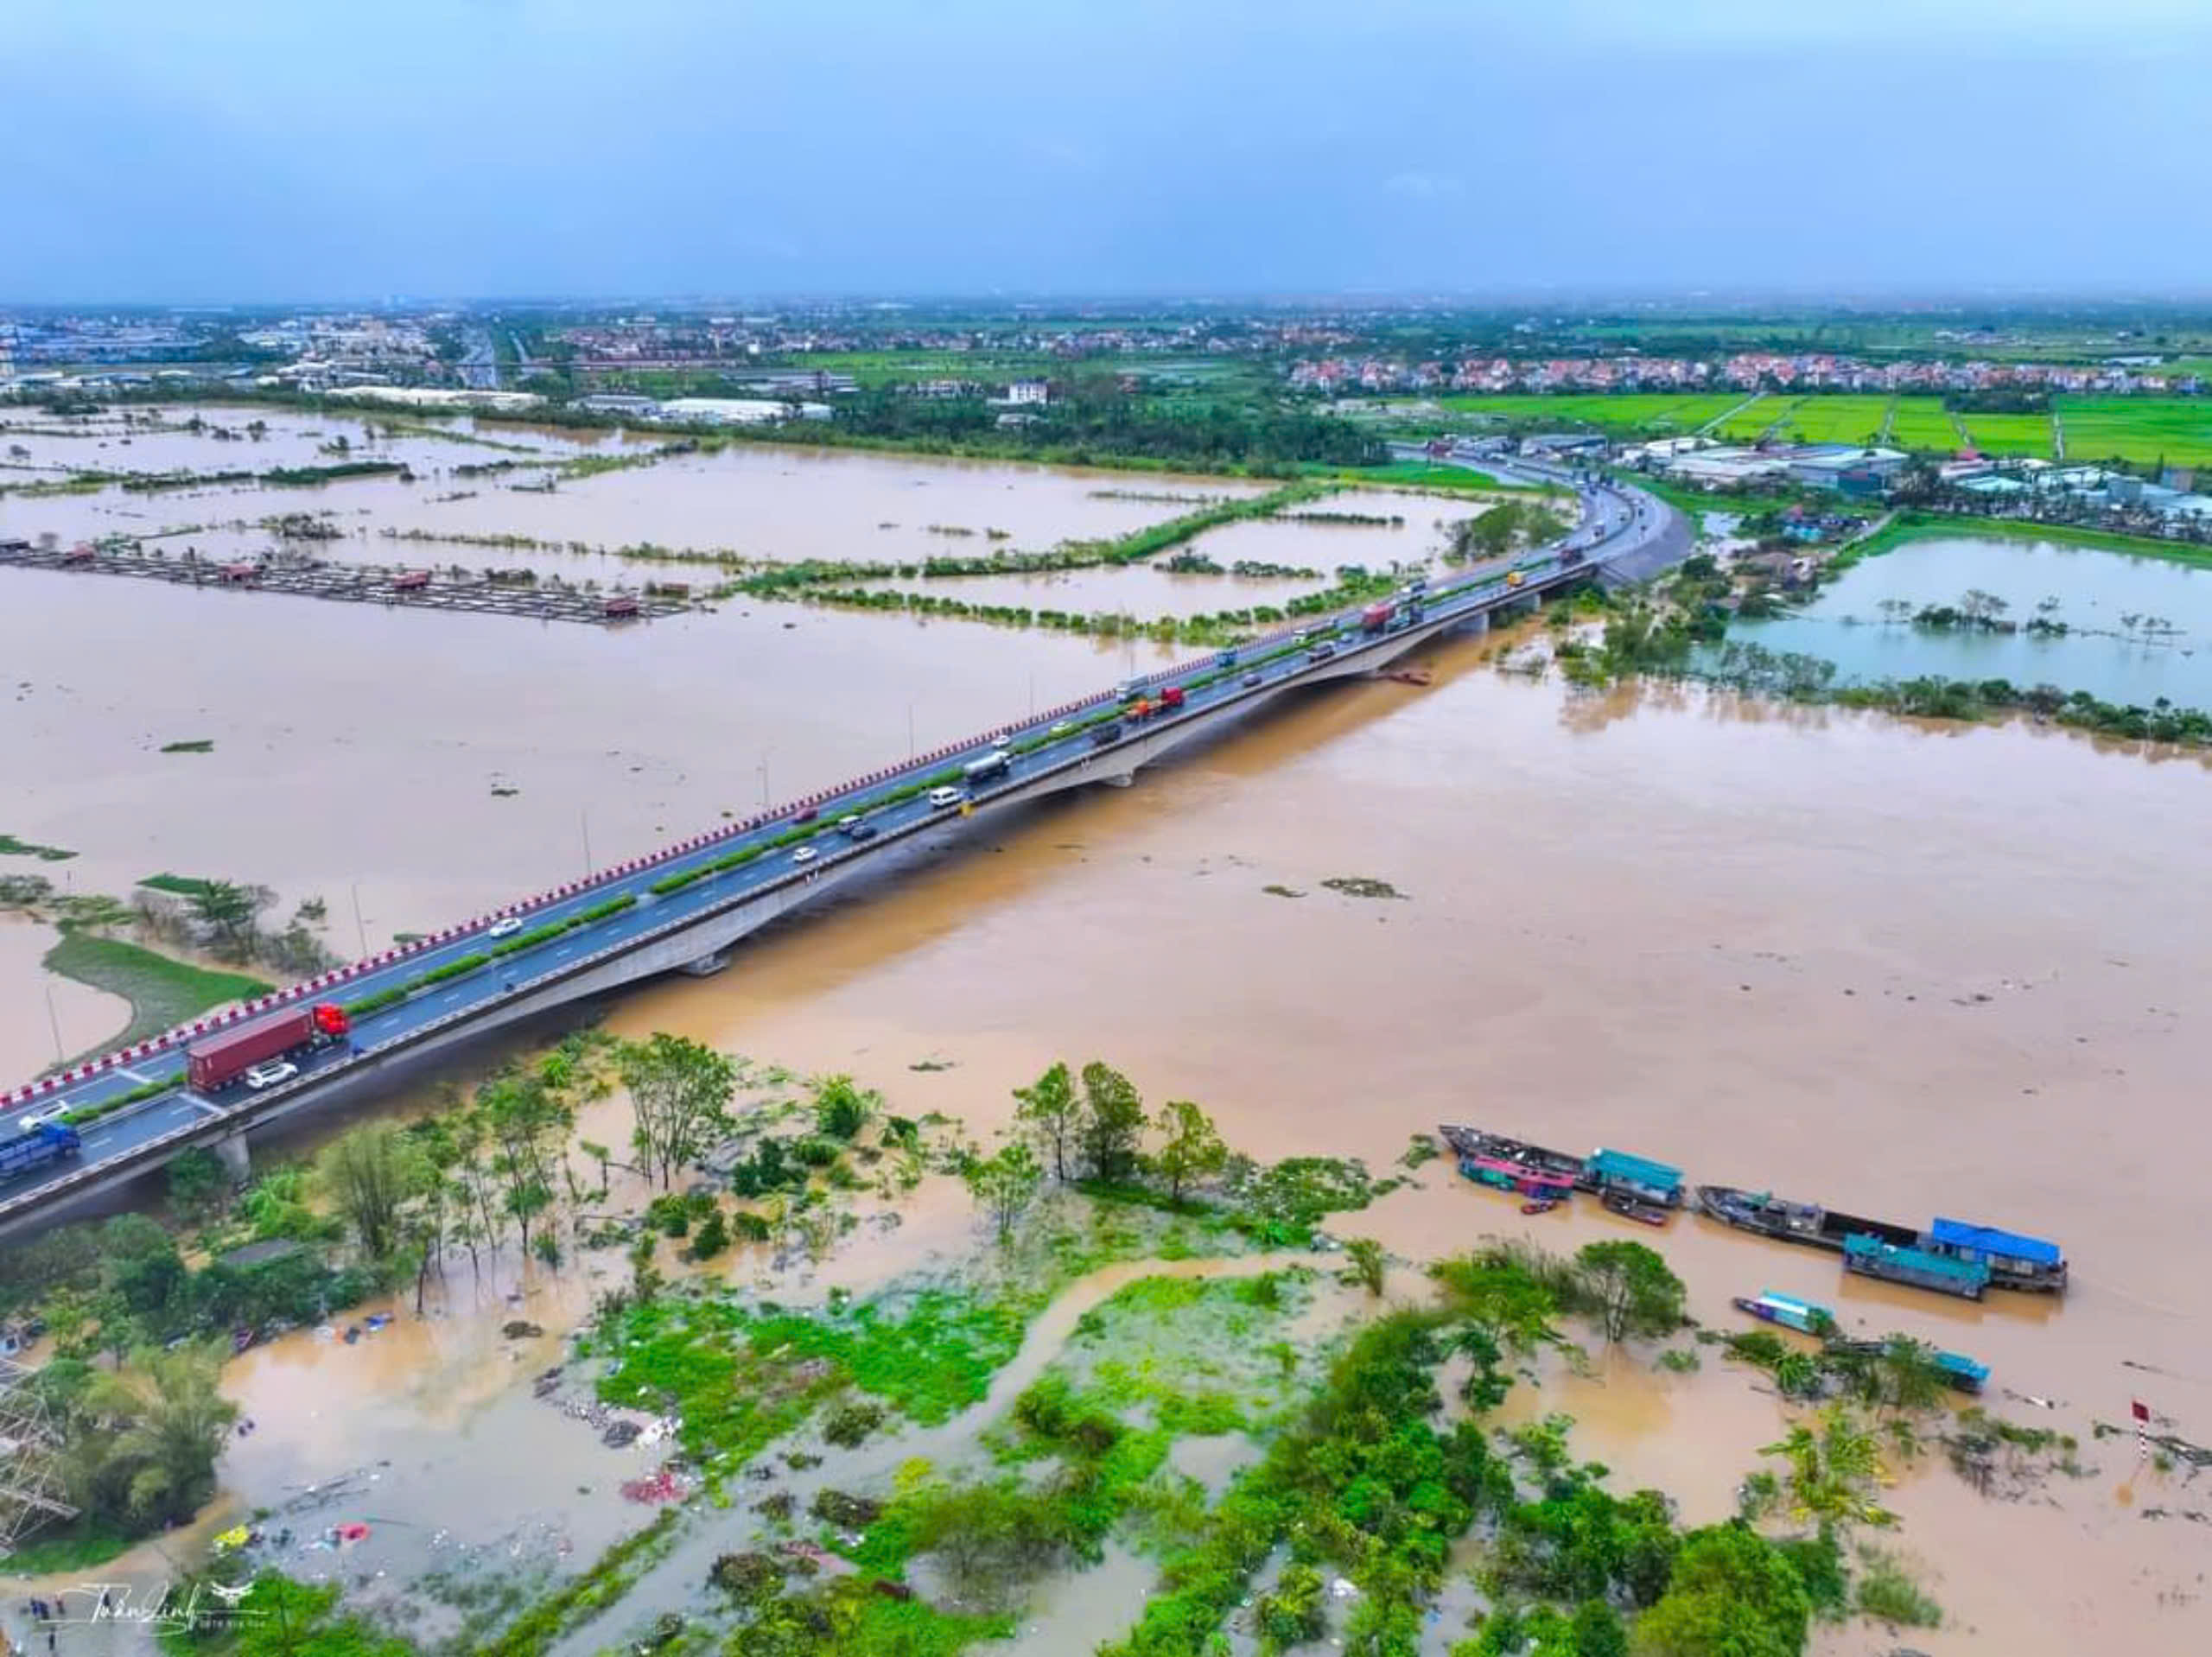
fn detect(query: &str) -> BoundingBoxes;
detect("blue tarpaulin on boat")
[1928,1218,2063,1267]
[1586,1149,1682,1192]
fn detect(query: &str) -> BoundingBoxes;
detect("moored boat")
[1731,1291,1836,1336]
[1694,1184,1918,1253]
[1439,1124,1586,1185]
[1586,1147,1684,1209]
[1841,1233,1990,1301]
[1602,1191,1670,1228]
[1830,1336,1991,1395]
[1921,1218,2068,1295]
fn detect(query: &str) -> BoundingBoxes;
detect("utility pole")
[582,810,594,877]
[43,984,63,1067]
[758,754,771,809]
[350,883,368,959]
[907,702,916,760]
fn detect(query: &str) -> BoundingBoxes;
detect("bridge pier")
[680,948,732,977]
[213,1130,250,1184]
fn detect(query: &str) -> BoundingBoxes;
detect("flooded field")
[1731,534,2212,704]
[1,409,1272,570]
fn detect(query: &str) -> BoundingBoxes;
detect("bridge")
[0,460,1686,1236]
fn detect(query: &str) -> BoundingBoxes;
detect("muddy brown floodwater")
[578,645,2212,1655]
[10,440,2212,1650]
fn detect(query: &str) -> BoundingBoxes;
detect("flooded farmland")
[4,425,2207,1654]
[1730,533,2212,705]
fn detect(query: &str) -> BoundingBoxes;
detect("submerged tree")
[315,1122,427,1261]
[964,1142,1044,1244]
[1573,1240,1687,1343]
[617,1033,736,1187]
[1077,1061,1146,1182]
[1148,1100,1227,1202]
[1014,1061,1081,1181]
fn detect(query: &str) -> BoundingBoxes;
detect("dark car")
[1089,721,1124,748]
[844,820,879,841]
[1240,670,1262,688]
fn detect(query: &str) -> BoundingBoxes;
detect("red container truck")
[1361,601,1395,633]
[1159,685,1185,709]
[186,1003,351,1092]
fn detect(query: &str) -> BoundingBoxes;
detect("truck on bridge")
[186,1002,352,1093]
[0,1122,81,1182]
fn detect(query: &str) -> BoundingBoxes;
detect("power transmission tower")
[0,1355,78,1554]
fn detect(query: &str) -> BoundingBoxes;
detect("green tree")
[1573,1240,1687,1343]
[166,1146,232,1222]
[1630,1523,1810,1657]
[80,1344,239,1527]
[1149,1099,1227,1202]
[1013,1060,1081,1181]
[1344,1236,1388,1296]
[616,1033,736,1187]
[1077,1060,1146,1182]
[478,1069,574,1256]
[315,1122,427,1260]
[964,1142,1045,1244]
[185,879,272,955]
[1760,1403,1895,1530]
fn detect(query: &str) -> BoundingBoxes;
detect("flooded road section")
[577,649,2212,1654]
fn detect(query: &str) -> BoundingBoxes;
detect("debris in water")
[502,1320,544,1339]
[1262,884,1305,898]
[1321,876,1404,900]
[620,1466,688,1504]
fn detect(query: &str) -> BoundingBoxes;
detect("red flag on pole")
[2133,1400,2152,1422]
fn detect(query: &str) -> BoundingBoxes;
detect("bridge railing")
[0,494,1604,1116]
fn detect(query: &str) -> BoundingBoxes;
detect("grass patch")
[1854,1547,1942,1627]
[160,739,215,754]
[41,933,270,1056]
[0,1516,136,1575]
[596,1286,1028,1464]
[139,873,222,899]
[0,834,75,861]
[2059,396,2212,467]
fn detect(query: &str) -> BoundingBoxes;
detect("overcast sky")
[10,0,2210,304]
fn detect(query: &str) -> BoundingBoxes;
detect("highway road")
[0,458,1681,1213]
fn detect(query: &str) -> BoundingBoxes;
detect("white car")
[486,917,524,939]
[927,786,963,809]
[791,845,817,865]
[244,1061,298,1091]
[17,1104,70,1133]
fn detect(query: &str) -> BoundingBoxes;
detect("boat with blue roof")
[1696,1184,2066,1297]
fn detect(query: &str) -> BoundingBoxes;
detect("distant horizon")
[11,288,2212,316]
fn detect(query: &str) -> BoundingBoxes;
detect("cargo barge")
[1438,1125,1684,1216]
[1697,1184,2066,1295]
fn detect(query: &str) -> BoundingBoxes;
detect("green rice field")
[1769,396,1893,447]
[1885,398,1965,453]
[1425,389,2206,466]
[1713,394,1796,441]
[1439,393,1743,434]
[2059,397,2212,467]
[1955,411,2055,459]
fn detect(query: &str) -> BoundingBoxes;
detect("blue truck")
[0,1121,82,1182]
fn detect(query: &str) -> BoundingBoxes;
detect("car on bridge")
[16,1103,70,1134]
[791,846,817,865]
[927,786,962,809]
[486,917,524,939]
[245,1060,298,1091]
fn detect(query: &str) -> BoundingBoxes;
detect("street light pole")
[350,883,369,959]
[582,810,594,877]
[44,983,64,1067]
[907,702,916,760]
[758,755,771,809]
